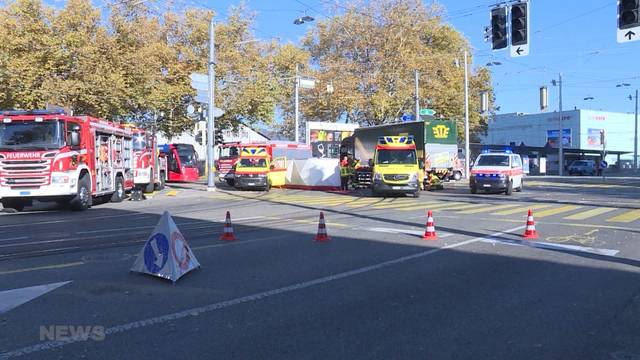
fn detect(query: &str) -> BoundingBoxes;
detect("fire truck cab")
[0,109,134,211]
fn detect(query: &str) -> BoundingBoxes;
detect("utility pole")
[558,73,564,176]
[634,89,638,172]
[463,49,470,180]
[206,16,216,191]
[153,112,158,177]
[414,70,420,120]
[294,64,300,143]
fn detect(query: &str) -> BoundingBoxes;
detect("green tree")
[301,0,492,140]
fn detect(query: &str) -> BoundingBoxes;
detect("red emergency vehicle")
[215,142,241,186]
[131,128,167,192]
[159,143,200,182]
[0,109,134,211]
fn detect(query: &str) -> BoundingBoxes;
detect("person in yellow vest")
[340,155,350,191]
[427,171,443,191]
[350,158,360,188]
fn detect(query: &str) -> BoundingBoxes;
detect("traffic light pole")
[207,16,216,191]
[294,64,300,143]
[558,73,564,176]
[635,89,638,172]
[463,49,470,180]
[414,70,420,120]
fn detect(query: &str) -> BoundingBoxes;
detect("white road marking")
[0,225,524,359]
[0,281,71,314]
[367,227,452,238]
[480,238,620,257]
[0,236,29,243]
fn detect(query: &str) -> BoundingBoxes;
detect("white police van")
[470,150,523,195]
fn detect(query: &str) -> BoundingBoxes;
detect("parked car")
[568,160,596,176]
[616,160,634,170]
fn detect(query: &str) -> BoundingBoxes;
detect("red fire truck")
[131,128,167,192]
[0,109,134,211]
[215,142,241,186]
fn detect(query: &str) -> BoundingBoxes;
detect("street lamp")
[616,83,638,171]
[293,15,315,143]
[293,15,314,25]
[583,96,595,101]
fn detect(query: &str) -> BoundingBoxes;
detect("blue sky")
[80,0,639,116]
[192,0,640,116]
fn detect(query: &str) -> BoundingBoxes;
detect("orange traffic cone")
[220,211,237,241]
[423,210,438,240]
[314,211,330,242]
[522,209,539,239]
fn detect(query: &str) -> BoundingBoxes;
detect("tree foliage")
[301,0,492,140]
[0,0,493,141]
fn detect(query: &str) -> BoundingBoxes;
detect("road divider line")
[0,236,29,243]
[564,207,616,220]
[0,225,524,359]
[0,262,85,276]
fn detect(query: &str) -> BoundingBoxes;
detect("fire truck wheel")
[156,172,166,191]
[111,176,125,203]
[470,185,477,194]
[144,179,155,193]
[71,176,92,211]
[452,171,462,181]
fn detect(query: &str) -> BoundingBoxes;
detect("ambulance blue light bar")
[481,147,513,154]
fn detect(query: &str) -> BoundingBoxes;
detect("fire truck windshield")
[218,146,239,159]
[0,120,65,150]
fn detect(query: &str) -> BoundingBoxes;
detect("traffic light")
[214,131,224,145]
[619,0,640,29]
[490,6,508,50]
[511,2,529,46]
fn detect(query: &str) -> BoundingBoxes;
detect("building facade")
[482,109,637,173]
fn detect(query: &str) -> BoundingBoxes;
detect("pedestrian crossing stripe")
[445,203,490,211]
[214,191,639,223]
[492,204,554,216]
[372,200,426,209]
[606,209,640,223]
[534,205,582,218]
[344,198,387,207]
[564,207,616,220]
[457,203,522,214]
[395,202,468,211]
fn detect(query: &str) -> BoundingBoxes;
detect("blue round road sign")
[144,233,169,273]
[600,160,608,169]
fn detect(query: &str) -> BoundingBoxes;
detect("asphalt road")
[1,178,640,359]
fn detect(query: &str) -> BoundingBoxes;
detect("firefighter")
[340,155,350,191]
[350,158,361,188]
[427,171,443,191]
